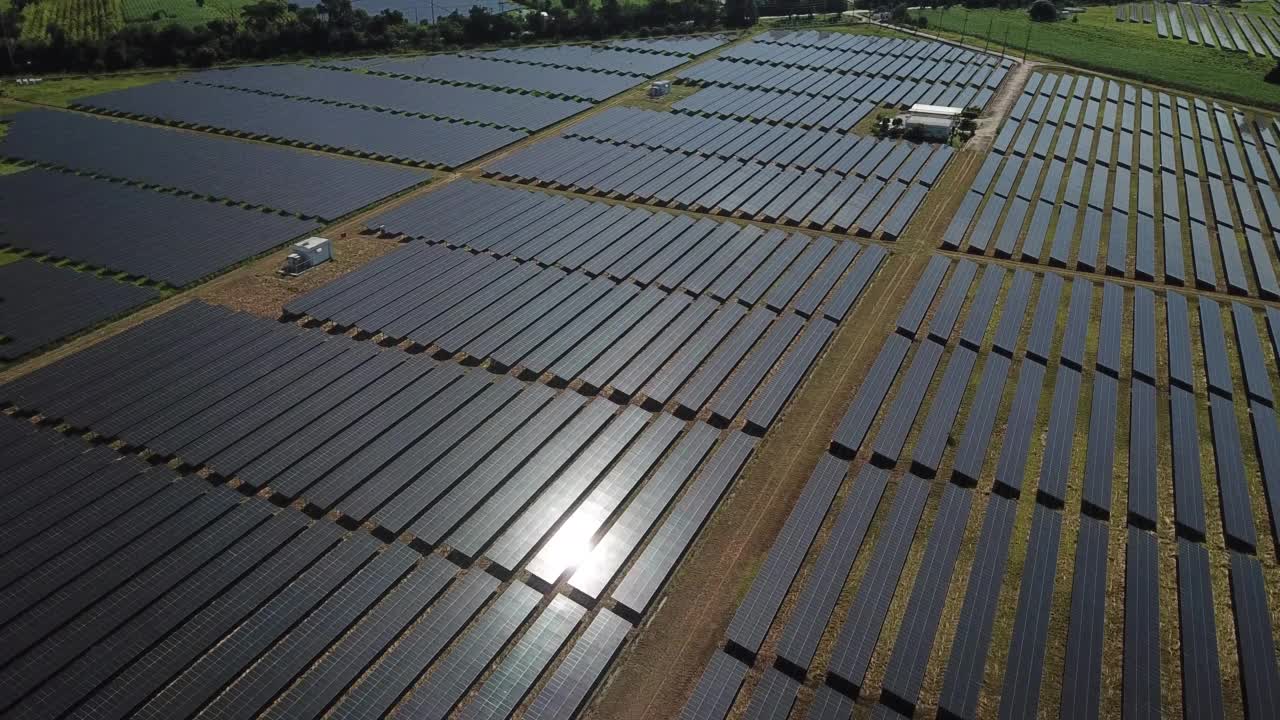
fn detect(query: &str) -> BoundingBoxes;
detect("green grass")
[0,250,22,266]
[121,0,277,26]
[17,0,124,42]
[3,72,183,106]
[909,7,1279,110]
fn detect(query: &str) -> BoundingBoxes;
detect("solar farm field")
[0,38,715,358]
[5,22,1280,720]
[687,257,1280,719]
[942,70,1280,299]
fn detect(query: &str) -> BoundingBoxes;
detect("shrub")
[1028,0,1056,22]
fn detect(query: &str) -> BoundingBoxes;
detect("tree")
[241,0,288,30]
[1268,59,1280,85]
[1028,0,1056,22]
[723,0,756,28]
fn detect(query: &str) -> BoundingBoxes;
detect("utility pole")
[959,10,968,45]
[1001,23,1009,58]
[1023,23,1029,62]
[983,16,992,52]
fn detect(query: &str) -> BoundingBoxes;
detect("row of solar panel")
[190,64,594,131]
[458,44,690,76]
[74,81,525,168]
[1154,0,1280,58]
[353,178,883,292]
[674,79,990,127]
[0,109,429,221]
[753,29,1018,71]
[677,54,1006,101]
[0,416,633,720]
[682,257,1280,720]
[723,32,1008,73]
[284,233,882,426]
[566,106,952,179]
[0,260,158,361]
[0,302,805,571]
[321,52,647,101]
[0,168,318,287]
[604,34,733,56]
[942,69,1280,299]
[486,137,943,238]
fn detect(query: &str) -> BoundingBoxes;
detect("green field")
[11,0,270,42]
[16,0,124,42]
[121,0,266,26]
[3,72,184,106]
[909,7,1279,109]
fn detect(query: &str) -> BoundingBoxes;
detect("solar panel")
[524,610,631,720]
[775,465,889,673]
[612,432,757,617]
[1060,515,1109,718]
[1178,539,1225,719]
[744,319,837,434]
[392,582,543,719]
[68,521,349,720]
[262,556,459,720]
[196,542,420,720]
[872,342,944,466]
[707,313,804,425]
[568,424,719,601]
[831,334,911,457]
[1229,552,1280,716]
[744,667,800,720]
[896,256,950,339]
[997,503,1063,719]
[938,495,1017,720]
[726,453,846,657]
[681,652,748,720]
[133,530,380,720]
[827,473,931,691]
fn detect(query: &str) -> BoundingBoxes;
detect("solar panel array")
[672,30,1011,125]
[0,168,319,287]
[75,80,528,168]
[1144,1,1280,58]
[681,257,1280,720]
[0,109,429,221]
[190,65,593,131]
[943,70,1280,299]
[322,52,653,101]
[285,180,886,424]
[603,35,733,56]
[0,284,787,717]
[0,260,158,360]
[485,134,949,239]
[0,412,641,720]
[459,45,690,76]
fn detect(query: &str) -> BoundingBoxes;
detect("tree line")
[1,0,753,74]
